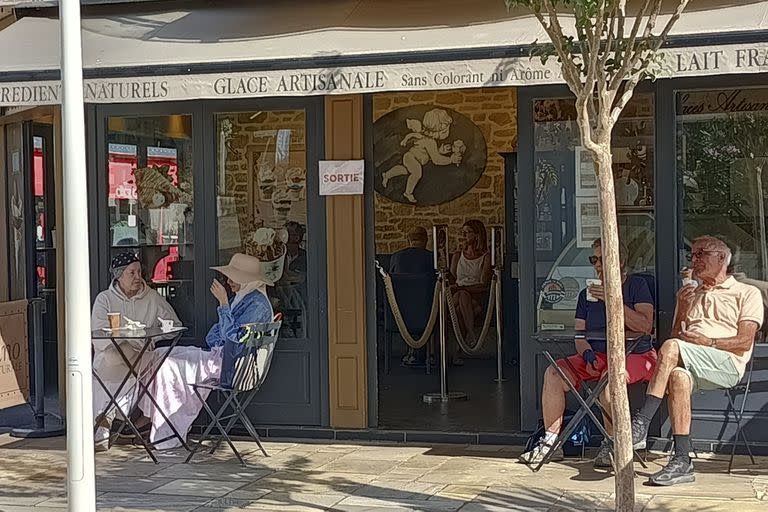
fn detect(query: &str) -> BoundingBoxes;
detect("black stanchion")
[10,297,65,438]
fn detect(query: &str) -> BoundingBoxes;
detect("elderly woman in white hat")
[140,253,275,450]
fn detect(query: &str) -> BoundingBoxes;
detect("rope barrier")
[445,268,500,355]
[376,262,441,349]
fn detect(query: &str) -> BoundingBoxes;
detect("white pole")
[60,0,96,510]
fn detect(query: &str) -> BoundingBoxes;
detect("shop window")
[677,88,768,339]
[215,111,308,338]
[533,95,656,330]
[105,114,195,333]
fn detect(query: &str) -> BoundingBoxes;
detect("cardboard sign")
[0,300,29,410]
[319,160,364,196]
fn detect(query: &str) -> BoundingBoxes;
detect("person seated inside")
[520,238,656,466]
[449,219,491,365]
[140,252,275,450]
[92,252,181,452]
[389,226,434,364]
[631,235,763,486]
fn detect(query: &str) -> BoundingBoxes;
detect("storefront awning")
[1,0,768,106]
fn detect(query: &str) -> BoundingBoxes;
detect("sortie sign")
[319,160,364,196]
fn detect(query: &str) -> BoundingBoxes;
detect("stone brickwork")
[373,88,517,254]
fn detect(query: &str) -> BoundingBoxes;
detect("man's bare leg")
[648,368,695,485]
[668,369,693,457]
[542,365,570,434]
[632,340,685,449]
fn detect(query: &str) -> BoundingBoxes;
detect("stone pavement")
[0,434,766,511]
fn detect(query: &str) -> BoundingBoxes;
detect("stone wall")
[373,87,517,254]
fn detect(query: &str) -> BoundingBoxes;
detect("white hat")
[211,253,285,286]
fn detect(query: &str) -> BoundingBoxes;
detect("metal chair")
[722,348,758,472]
[663,333,761,473]
[185,319,282,466]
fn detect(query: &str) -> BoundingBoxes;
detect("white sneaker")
[519,438,564,465]
[95,426,111,452]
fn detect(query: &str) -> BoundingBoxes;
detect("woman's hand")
[210,279,229,306]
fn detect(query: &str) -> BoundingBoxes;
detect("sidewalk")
[0,434,765,511]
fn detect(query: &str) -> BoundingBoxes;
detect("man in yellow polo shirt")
[630,235,763,486]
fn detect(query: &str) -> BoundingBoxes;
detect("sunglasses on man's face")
[589,255,602,265]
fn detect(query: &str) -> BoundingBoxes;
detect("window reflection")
[533,95,656,330]
[677,88,768,334]
[216,111,308,338]
[106,114,195,334]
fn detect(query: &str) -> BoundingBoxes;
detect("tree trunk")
[593,147,635,511]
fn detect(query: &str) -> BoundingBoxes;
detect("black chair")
[185,320,282,466]
[383,272,437,375]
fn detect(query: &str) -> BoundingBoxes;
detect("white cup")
[585,279,602,302]
[159,318,175,332]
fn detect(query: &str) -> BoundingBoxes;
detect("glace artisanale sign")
[2,41,768,106]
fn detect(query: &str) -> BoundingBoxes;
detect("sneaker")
[519,438,564,465]
[593,439,613,468]
[648,457,695,486]
[631,415,650,450]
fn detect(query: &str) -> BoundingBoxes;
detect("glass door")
[212,105,324,425]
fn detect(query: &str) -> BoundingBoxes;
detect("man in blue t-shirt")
[520,238,657,468]
[389,226,434,364]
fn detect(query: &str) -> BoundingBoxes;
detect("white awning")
[1,0,768,106]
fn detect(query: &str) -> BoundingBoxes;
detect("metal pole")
[424,225,466,403]
[10,298,64,438]
[61,0,96,509]
[491,227,506,383]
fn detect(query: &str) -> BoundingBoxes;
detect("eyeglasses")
[691,250,723,259]
[589,255,602,265]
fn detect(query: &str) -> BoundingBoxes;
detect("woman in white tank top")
[449,220,491,365]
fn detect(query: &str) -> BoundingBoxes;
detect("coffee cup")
[585,279,602,302]
[107,312,121,330]
[681,267,698,288]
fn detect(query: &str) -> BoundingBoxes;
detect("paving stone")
[239,471,376,494]
[317,458,405,475]
[433,485,487,500]
[643,497,766,511]
[353,480,445,500]
[97,492,209,510]
[149,478,248,497]
[151,463,272,482]
[96,476,175,493]
[334,495,464,511]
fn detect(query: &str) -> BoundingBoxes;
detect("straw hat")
[211,253,276,285]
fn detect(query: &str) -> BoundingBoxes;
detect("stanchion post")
[424,225,467,403]
[491,226,506,383]
[10,298,65,438]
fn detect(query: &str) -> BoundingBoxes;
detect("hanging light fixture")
[107,117,127,133]
[165,114,191,139]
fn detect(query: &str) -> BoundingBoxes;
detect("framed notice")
[575,197,601,248]
[575,146,597,197]
[319,160,364,196]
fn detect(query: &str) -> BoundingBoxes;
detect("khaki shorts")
[676,341,741,391]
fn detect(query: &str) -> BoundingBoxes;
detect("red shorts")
[555,350,657,391]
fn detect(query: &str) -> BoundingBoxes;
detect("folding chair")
[185,319,282,466]
[723,349,757,473]
[534,334,649,472]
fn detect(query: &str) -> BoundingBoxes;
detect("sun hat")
[211,253,283,286]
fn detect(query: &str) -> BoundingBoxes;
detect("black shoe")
[648,457,695,486]
[631,415,649,450]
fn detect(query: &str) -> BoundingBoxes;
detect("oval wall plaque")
[374,105,488,206]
